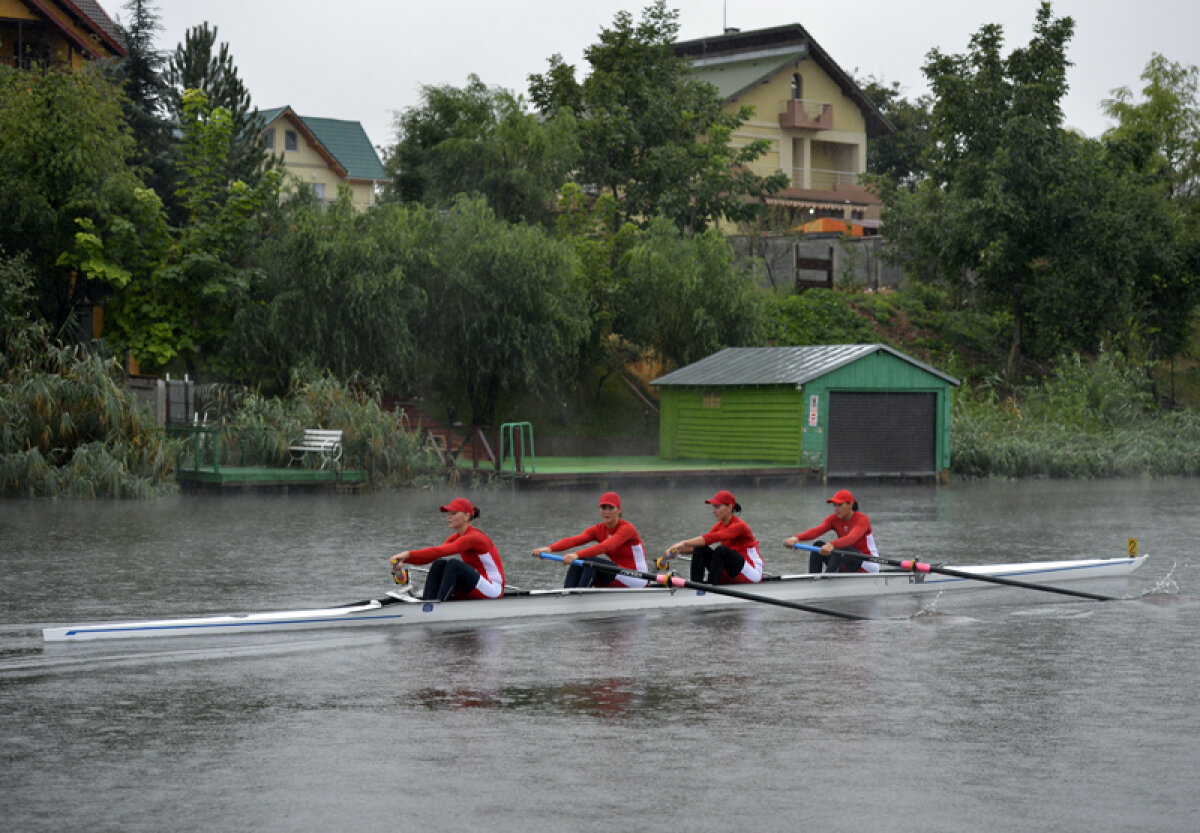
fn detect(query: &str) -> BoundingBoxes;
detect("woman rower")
[390,498,505,601]
[784,488,880,574]
[666,490,763,585]
[531,491,648,588]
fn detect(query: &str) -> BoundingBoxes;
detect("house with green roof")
[675,24,893,229]
[258,106,389,210]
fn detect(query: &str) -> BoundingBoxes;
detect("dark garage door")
[826,392,936,476]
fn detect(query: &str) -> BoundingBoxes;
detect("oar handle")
[791,542,928,572]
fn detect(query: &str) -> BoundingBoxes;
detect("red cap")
[826,489,855,505]
[439,497,475,514]
[598,491,621,508]
[705,490,737,506]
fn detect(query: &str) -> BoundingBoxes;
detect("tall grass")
[952,352,1200,478]
[0,330,179,497]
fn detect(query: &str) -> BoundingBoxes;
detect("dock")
[177,466,368,494]
[476,456,822,489]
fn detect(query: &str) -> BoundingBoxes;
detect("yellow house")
[675,24,893,228]
[258,106,390,210]
[0,0,124,68]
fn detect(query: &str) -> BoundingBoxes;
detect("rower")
[390,498,505,601]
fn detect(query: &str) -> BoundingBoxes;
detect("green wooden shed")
[650,344,960,478]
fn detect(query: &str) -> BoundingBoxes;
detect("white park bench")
[287,429,343,470]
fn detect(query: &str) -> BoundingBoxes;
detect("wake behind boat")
[41,555,1147,642]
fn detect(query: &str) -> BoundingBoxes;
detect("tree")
[884,4,1077,375]
[857,75,933,188]
[67,90,283,376]
[0,66,147,335]
[1103,54,1200,215]
[109,0,174,200]
[164,23,271,196]
[420,196,589,426]
[228,193,433,391]
[528,1,786,233]
[384,74,578,226]
[885,3,1197,377]
[617,216,765,369]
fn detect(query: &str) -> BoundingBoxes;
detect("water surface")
[1,480,1196,832]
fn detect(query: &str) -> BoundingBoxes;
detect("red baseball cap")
[599,491,621,508]
[705,490,737,506]
[826,489,855,505]
[439,497,475,514]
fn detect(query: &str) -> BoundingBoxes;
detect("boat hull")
[42,556,1147,642]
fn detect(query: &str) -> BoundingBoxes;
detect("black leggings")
[422,559,480,601]
[689,544,745,585]
[563,557,619,588]
[808,541,864,574]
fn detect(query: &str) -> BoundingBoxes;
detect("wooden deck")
[474,455,822,489]
[178,466,368,494]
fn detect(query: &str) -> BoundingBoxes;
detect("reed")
[0,328,179,498]
[952,353,1200,478]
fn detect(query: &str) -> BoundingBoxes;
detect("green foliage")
[528,1,786,232]
[164,22,271,199]
[384,74,578,226]
[0,277,178,498]
[422,196,589,425]
[1103,53,1200,214]
[952,352,1200,477]
[618,217,765,369]
[0,65,146,333]
[230,195,432,390]
[67,89,284,376]
[857,75,933,187]
[763,289,879,346]
[108,0,175,200]
[884,3,1197,376]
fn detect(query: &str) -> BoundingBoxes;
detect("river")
[1,479,1196,832]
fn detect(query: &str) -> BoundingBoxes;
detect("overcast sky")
[137,0,1199,151]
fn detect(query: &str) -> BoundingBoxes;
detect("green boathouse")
[651,344,960,479]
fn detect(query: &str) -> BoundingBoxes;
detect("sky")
[125,0,1200,151]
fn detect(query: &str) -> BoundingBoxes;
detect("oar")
[790,543,1118,601]
[536,552,869,621]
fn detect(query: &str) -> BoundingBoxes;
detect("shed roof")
[260,106,389,181]
[651,344,959,387]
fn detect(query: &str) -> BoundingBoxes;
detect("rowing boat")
[41,555,1147,642]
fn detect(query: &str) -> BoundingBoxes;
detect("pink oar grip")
[900,559,931,573]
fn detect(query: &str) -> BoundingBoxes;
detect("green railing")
[499,422,535,473]
[168,425,285,473]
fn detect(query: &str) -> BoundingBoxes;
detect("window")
[284,130,298,152]
[312,183,325,201]
[702,390,721,408]
[263,129,275,150]
[790,73,803,100]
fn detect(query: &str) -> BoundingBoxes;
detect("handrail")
[499,422,535,474]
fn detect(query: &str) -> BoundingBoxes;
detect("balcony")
[794,168,859,191]
[779,98,833,131]
[742,162,860,191]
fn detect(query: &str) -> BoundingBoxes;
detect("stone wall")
[728,235,905,293]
